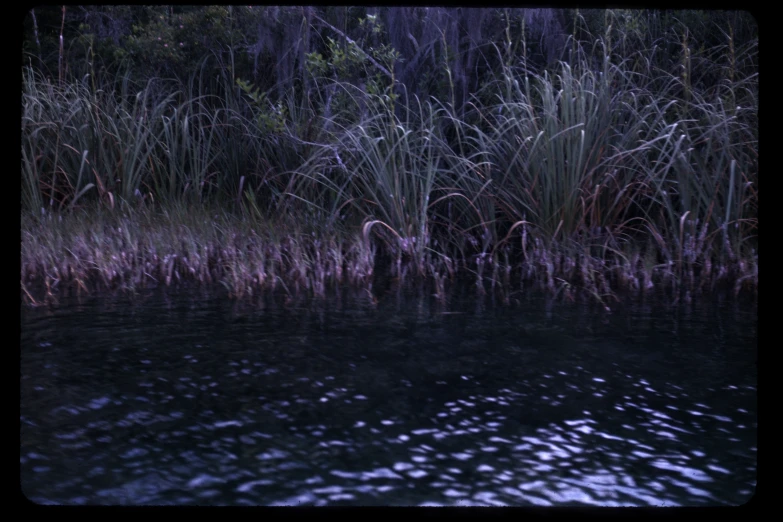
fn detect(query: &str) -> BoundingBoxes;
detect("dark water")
[21,288,757,506]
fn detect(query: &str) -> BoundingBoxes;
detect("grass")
[20,27,757,308]
[21,203,374,306]
[20,199,756,309]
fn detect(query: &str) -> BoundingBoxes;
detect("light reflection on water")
[21,289,756,506]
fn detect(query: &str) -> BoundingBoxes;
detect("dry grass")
[20,203,756,309]
[20,204,374,306]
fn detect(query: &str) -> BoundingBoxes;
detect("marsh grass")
[21,24,757,307]
[20,203,376,306]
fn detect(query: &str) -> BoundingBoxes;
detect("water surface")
[21,289,757,506]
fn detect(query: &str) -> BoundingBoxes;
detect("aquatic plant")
[20,12,757,306]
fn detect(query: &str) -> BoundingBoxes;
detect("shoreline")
[21,205,758,309]
[21,10,757,312]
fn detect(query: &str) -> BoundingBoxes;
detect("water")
[21,288,757,506]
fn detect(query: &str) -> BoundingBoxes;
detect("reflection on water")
[21,289,757,506]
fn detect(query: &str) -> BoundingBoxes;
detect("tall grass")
[21,23,757,303]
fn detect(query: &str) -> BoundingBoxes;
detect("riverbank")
[21,25,757,310]
[21,203,757,308]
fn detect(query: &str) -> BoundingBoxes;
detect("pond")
[21,288,757,506]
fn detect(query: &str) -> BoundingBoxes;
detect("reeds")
[20,204,375,305]
[21,24,757,306]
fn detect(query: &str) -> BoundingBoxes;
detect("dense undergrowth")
[21,10,757,307]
